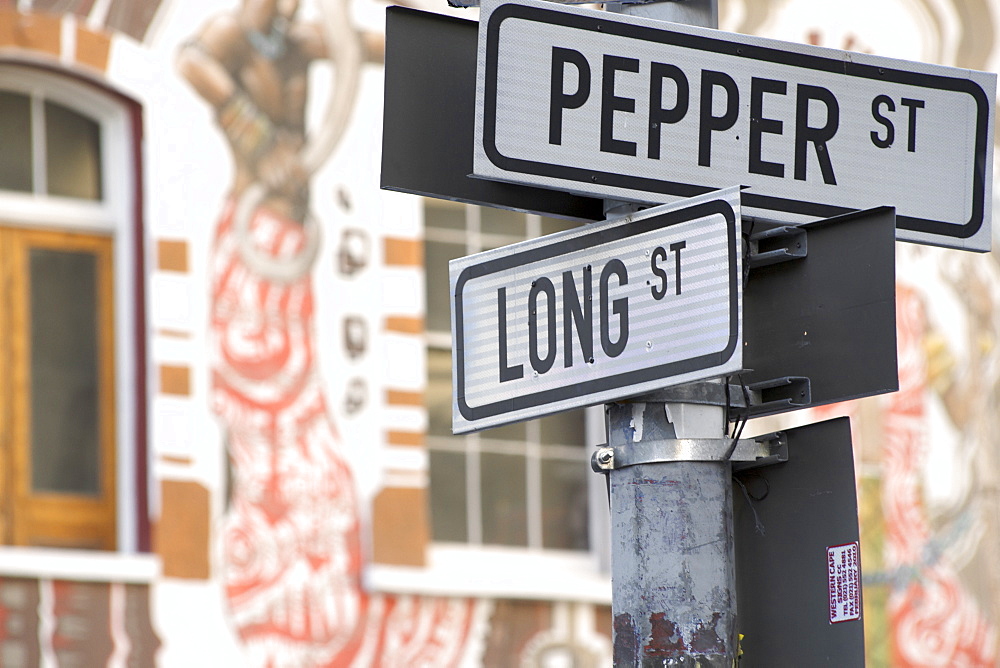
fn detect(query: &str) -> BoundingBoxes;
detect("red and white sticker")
[828,542,862,624]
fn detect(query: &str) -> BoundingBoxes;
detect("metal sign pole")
[602,397,737,665]
[599,3,736,666]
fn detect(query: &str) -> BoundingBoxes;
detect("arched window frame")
[0,63,147,556]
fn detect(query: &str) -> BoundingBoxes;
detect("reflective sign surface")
[474,0,996,251]
[451,189,742,433]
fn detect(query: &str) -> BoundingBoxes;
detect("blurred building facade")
[0,0,996,665]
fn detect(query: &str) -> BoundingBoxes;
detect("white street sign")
[451,188,742,433]
[473,0,996,252]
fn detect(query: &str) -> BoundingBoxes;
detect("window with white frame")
[0,66,143,553]
[424,200,594,553]
[0,89,103,199]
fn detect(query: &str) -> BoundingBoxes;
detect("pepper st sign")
[473,0,996,251]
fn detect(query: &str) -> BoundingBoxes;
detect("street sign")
[474,0,996,251]
[451,188,742,433]
[381,6,602,222]
[734,417,865,666]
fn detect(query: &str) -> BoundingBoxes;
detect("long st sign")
[473,0,996,252]
[451,188,742,433]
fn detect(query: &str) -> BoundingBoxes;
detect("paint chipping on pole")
[691,612,726,653]
[614,613,640,664]
[644,613,686,657]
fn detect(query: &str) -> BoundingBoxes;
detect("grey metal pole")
[600,3,735,666]
[603,400,736,666]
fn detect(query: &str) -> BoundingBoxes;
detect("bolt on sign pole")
[599,2,737,666]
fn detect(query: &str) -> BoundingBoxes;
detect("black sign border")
[482,2,991,240]
[454,198,740,423]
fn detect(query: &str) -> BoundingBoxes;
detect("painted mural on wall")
[180,0,1000,665]
[883,276,998,666]
[177,0,482,664]
[2,0,998,664]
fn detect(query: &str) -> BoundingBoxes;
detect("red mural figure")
[178,1,477,664]
[883,286,996,667]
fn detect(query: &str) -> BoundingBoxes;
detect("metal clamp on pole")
[592,432,787,472]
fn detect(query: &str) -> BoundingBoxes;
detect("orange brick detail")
[385,316,423,334]
[387,430,425,447]
[75,26,111,72]
[371,486,428,566]
[159,454,193,465]
[155,329,192,339]
[384,237,422,266]
[0,10,60,57]
[159,364,191,396]
[386,389,424,407]
[156,239,190,273]
[155,480,211,579]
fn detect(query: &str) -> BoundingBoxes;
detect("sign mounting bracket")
[747,226,808,269]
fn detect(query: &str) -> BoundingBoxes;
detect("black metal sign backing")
[741,206,898,416]
[381,6,603,221]
[733,417,865,666]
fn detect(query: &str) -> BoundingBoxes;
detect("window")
[0,66,143,552]
[0,90,103,200]
[0,227,116,549]
[424,201,594,553]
